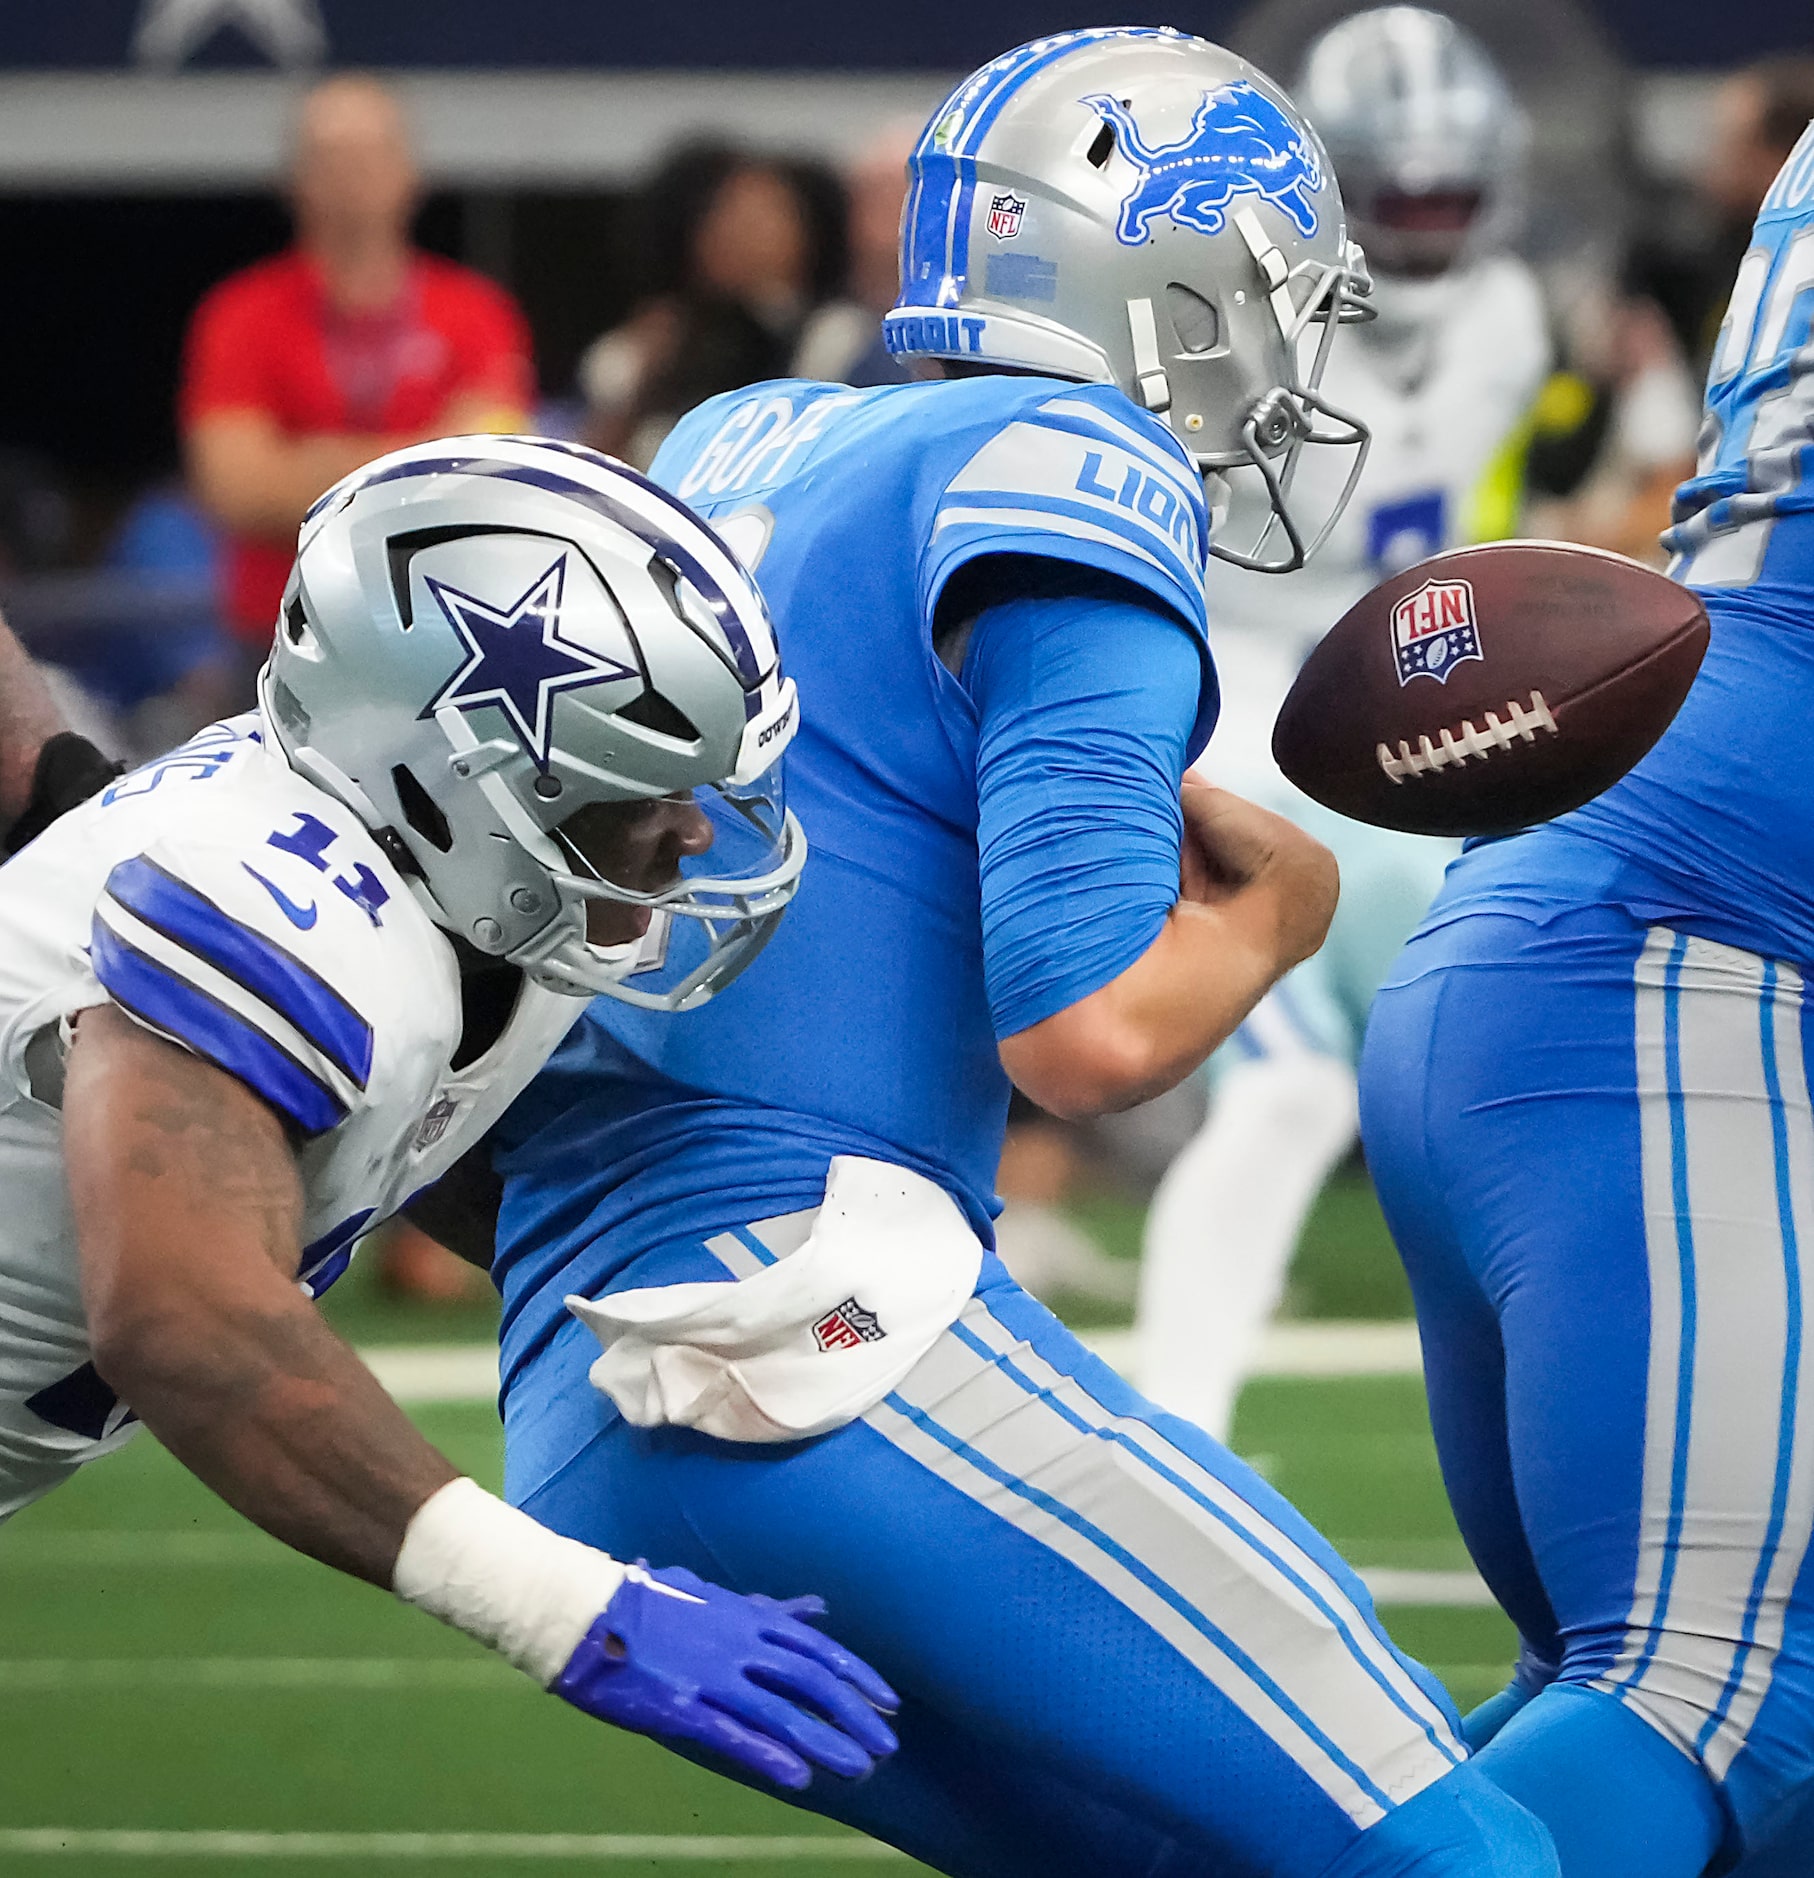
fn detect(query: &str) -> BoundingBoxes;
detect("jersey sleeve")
[87,837,383,1138]
[963,581,1201,1039]
[923,382,1212,642]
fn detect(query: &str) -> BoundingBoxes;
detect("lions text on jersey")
[480,375,1560,1878]
[0,718,577,1518]
[1357,122,1814,1874]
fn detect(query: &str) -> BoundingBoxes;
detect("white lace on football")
[1376,690,1557,784]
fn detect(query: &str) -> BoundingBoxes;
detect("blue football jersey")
[492,375,1215,1357]
[1422,125,1814,968]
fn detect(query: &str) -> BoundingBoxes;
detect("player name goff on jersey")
[0,717,580,1517]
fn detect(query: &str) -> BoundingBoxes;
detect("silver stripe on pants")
[867,1293,1464,1829]
[1605,930,1814,1783]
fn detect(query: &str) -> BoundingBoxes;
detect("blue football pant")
[1360,908,1814,1873]
[504,1248,1556,1878]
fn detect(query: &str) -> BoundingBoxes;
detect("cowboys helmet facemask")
[261,435,804,1012]
[1296,8,1529,293]
[885,26,1374,573]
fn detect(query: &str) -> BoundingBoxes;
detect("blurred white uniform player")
[1137,7,1551,1438]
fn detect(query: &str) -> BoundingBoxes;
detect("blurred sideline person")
[485,30,1557,1877]
[1522,60,1814,573]
[180,75,534,693]
[1519,288,1700,568]
[0,609,105,856]
[181,72,537,1302]
[578,143,849,466]
[790,120,921,389]
[1644,55,1814,375]
[1358,119,1814,1876]
[0,437,897,1793]
[1133,6,1550,1442]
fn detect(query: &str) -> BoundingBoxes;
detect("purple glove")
[551,1564,900,1790]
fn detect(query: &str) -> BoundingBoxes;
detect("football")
[1270,541,1711,838]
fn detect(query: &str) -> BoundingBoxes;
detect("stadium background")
[0,3,1807,1872]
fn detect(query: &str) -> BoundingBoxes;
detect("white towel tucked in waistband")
[565,1155,983,1443]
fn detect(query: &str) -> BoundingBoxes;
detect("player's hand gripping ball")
[1271,542,1709,837]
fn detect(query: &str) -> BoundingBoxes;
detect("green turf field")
[0,1171,1512,1874]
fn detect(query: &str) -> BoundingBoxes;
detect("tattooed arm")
[63,1003,455,1583]
[60,1002,903,1787]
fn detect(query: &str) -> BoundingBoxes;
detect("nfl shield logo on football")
[986,191,1026,240]
[1391,576,1483,686]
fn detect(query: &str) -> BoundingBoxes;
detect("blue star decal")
[422,554,636,768]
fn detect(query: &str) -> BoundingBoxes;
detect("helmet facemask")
[487,750,804,1011]
[1157,209,1375,572]
[263,435,806,1011]
[885,28,1377,577]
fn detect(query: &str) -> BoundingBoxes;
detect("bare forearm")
[999,786,1337,1118]
[1098,896,1304,1105]
[188,397,524,543]
[100,1284,455,1584]
[66,1006,452,1585]
[0,610,71,825]
[1005,895,1302,1118]
[190,432,396,540]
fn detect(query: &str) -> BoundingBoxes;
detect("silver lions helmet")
[262,435,804,1011]
[884,26,1374,572]
[1296,8,1528,287]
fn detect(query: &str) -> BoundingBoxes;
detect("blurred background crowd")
[0,0,1809,1305]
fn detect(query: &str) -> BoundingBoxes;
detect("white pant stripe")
[954,1304,1462,1763]
[1606,931,1814,1781]
[1704,956,1814,1778]
[863,1393,1389,1828]
[871,1299,1461,1825]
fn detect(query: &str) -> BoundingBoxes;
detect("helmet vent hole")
[1165,284,1221,355]
[392,764,454,853]
[385,524,541,629]
[647,556,683,612]
[1086,122,1116,169]
[268,675,310,741]
[283,595,310,645]
[620,688,701,743]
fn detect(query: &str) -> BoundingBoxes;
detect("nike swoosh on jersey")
[242,864,319,930]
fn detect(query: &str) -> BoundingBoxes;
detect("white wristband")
[391,1477,627,1687]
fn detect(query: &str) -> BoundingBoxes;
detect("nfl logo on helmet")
[1392,577,1482,685]
[986,191,1026,240]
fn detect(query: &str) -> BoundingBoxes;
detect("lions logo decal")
[1083,81,1325,245]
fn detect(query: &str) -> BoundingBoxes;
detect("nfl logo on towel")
[986,191,1026,240]
[812,1298,886,1353]
[1392,577,1482,685]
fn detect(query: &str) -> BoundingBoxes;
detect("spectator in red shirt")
[181,74,533,668]
[182,73,533,1303]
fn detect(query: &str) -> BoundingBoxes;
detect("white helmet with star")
[262,435,803,1010]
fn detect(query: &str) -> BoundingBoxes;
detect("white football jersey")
[1202,253,1551,798]
[0,717,581,1517]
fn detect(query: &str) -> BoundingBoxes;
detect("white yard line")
[0,1560,1499,1610]
[1361,1568,1497,1608]
[0,1830,905,1861]
[358,1321,1424,1405]
[0,1658,518,1690]
[359,1344,501,1401]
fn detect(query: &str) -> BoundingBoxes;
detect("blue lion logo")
[1083,81,1324,246]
